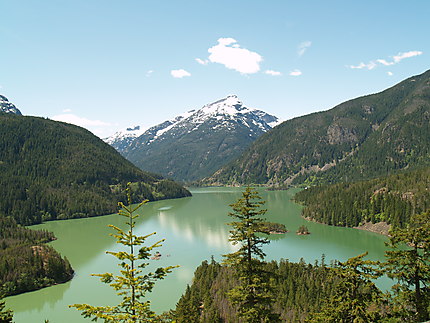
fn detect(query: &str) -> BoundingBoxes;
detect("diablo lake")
[6,187,390,322]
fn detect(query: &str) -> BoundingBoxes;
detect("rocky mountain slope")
[204,69,430,186]
[0,95,22,115]
[106,95,279,182]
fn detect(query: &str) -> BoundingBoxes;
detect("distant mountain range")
[204,69,430,186]
[105,95,280,182]
[0,95,22,115]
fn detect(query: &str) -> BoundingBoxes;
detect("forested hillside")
[173,258,338,322]
[0,114,190,225]
[0,216,73,296]
[294,167,430,228]
[205,69,430,186]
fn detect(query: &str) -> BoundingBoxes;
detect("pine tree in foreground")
[384,211,430,322]
[0,296,13,323]
[307,253,383,323]
[223,187,279,322]
[70,184,177,322]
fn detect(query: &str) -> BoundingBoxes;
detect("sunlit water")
[6,187,390,322]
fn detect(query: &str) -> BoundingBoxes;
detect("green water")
[6,187,390,322]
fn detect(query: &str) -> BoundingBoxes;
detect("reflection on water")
[156,201,234,252]
[7,187,390,322]
[157,206,173,211]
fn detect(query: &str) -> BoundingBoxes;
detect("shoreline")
[304,216,391,236]
[353,221,391,236]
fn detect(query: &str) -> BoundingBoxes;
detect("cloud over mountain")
[349,50,423,70]
[208,38,263,74]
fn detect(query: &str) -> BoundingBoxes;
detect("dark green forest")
[0,216,73,297]
[0,114,190,225]
[173,258,338,322]
[294,167,430,228]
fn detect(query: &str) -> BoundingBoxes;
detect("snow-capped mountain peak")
[105,95,280,156]
[197,95,252,117]
[0,95,22,115]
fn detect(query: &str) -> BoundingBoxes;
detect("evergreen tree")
[384,211,430,322]
[223,187,279,322]
[0,296,13,323]
[308,253,383,322]
[70,184,177,322]
[174,257,342,322]
[174,285,201,322]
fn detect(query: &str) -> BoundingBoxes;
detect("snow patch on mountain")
[105,95,280,153]
[0,95,22,115]
[105,125,146,145]
[153,109,195,140]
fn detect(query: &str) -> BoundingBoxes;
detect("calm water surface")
[6,187,389,322]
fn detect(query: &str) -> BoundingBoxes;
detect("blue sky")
[1,0,428,137]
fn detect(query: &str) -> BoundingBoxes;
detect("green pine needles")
[70,184,178,322]
[384,211,430,322]
[307,253,383,322]
[0,296,13,322]
[223,187,279,322]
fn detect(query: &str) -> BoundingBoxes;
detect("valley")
[1,70,429,322]
[2,1,429,321]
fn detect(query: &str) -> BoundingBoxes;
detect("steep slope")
[0,95,22,115]
[205,69,430,186]
[107,95,279,182]
[0,113,191,225]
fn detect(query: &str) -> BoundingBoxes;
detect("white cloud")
[218,37,236,46]
[298,41,312,57]
[207,38,263,74]
[52,114,110,127]
[51,113,113,138]
[195,58,209,65]
[349,61,377,70]
[387,71,393,76]
[393,50,423,63]
[62,108,72,113]
[348,50,423,70]
[349,62,366,69]
[289,69,302,76]
[171,69,191,78]
[265,70,282,76]
[376,59,394,66]
[146,70,154,77]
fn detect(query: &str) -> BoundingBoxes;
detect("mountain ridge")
[204,69,430,186]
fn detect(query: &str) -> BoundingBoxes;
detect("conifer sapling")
[70,184,177,322]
